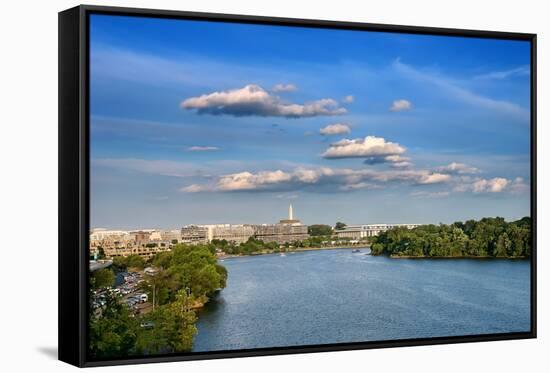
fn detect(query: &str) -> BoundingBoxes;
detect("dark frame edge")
[58,5,86,368]
[82,331,535,368]
[77,4,536,40]
[530,34,537,339]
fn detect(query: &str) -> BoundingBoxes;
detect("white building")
[90,229,132,242]
[335,223,421,240]
[252,204,309,244]
[209,224,255,244]
[181,225,209,244]
[181,224,255,245]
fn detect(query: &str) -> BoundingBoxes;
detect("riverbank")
[218,245,369,259]
[386,254,528,259]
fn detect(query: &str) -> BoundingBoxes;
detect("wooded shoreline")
[371,217,531,259]
[387,254,528,259]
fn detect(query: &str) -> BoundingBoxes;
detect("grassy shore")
[218,245,369,259]
[387,254,528,259]
[218,247,527,260]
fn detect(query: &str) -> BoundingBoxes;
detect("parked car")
[140,321,154,329]
[126,299,138,307]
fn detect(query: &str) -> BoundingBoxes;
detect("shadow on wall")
[37,346,58,360]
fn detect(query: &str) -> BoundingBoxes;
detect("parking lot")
[91,270,152,316]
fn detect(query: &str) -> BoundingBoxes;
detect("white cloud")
[454,177,510,193]
[435,162,480,175]
[410,191,451,198]
[394,59,528,119]
[342,95,354,103]
[383,155,412,168]
[473,178,509,193]
[322,136,406,160]
[187,146,219,152]
[390,99,412,112]
[339,182,379,191]
[320,123,351,136]
[391,162,412,169]
[272,83,297,92]
[181,84,346,118]
[419,173,452,184]
[474,66,530,80]
[509,177,529,194]
[181,166,451,193]
[182,170,293,192]
[91,45,271,90]
[453,176,529,194]
[181,184,207,193]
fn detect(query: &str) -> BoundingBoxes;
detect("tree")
[111,255,145,270]
[97,246,106,260]
[112,256,128,270]
[153,244,228,301]
[92,268,115,289]
[140,269,177,307]
[215,264,228,289]
[136,289,197,354]
[513,216,531,228]
[495,232,511,257]
[308,224,333,236]
[89,293,138,358]
[152,251,172,270]
[126,254,145,269]
[91,243,229,358]
[370,217,531,258]
[335,222,347,230]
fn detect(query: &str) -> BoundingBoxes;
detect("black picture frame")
[58,4,537,367]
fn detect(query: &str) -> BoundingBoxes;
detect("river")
[192,248,530,352]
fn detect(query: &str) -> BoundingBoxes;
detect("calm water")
[193,249,530,352]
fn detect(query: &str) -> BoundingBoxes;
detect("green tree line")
[211,234,340,255]
[89,243,227,359]
[370,217,531,258]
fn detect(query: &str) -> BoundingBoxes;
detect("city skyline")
[90,202,524,231]
[90,15,531,229]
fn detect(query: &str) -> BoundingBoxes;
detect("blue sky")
[90,14,531,229]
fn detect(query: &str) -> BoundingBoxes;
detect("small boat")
[280,253,286,257]
[352,249,361,253]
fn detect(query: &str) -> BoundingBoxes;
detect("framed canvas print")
[58,5,537,367]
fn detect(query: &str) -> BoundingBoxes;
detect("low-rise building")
[103,245,170,258]
[252,204,309,245]
[161,229,182,243]
[90,229,134,253]
[181,224,255,245]
[181,225,209,244]
[253,223,309,245]
[334,223,421,240]
[90,228,178,259]
[210,224,255,244]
